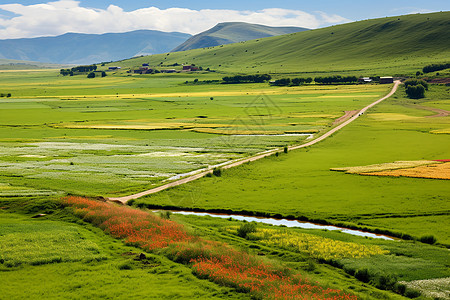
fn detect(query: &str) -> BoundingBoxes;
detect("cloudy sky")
[0,0,448,39]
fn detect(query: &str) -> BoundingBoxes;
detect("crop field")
[0,70,391,197]
[1,58,449,299]
[136,84,450,246]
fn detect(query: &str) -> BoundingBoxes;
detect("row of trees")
[60,65,98,76]
[87,71,107,78]
[222,74,271,84]
[270,77,313,86]
[0,93,12,97]
[404,79,428,99]
[422,63,450,74]
[314,75,358,84]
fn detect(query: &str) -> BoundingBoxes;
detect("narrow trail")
[108,81,401,204]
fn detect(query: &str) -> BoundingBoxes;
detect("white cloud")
[0,0,351,39]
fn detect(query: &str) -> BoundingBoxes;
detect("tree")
[101,71,107,78]
[406,84,425,99]
[87,72,96,78]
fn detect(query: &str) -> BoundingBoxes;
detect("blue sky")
[0,0,448,39]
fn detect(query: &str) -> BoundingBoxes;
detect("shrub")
[159,211,172,219]
[405,289,421,298]
[404,79,428,90]
[406,84,425,99]
[394,283,406,295]
[87,72,95,78]
[237,222,257,238]
[419,235,437,244]
[284,145,288,154]
[355,268,371,283]
[118,261,134,270]
[213,168,222,177]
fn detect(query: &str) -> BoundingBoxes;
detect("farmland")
[1,10,449,300]
[0,70,391,197]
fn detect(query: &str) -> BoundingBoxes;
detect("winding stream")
[166,210,396,241]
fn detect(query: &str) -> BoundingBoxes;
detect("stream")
[165,210,396,241]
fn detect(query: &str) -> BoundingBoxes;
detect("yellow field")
[227,227,388,260]
[331,160,438,174]
[362,162,450,180]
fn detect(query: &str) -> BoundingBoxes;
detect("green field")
[0,70,392,197]
[135,84,450,245]
[1,11,449,299]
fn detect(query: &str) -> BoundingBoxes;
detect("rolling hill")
[115,12,450,75]
[172,22,308,52]
[0,30,191,65]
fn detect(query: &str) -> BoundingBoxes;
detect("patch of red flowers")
[63,197,356,300]
[434,159,450,162]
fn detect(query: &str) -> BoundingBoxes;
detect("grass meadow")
[0,70,391,197]
[0,65,448,299]
[136,84,450,245]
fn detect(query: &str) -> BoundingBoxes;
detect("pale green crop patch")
[0,214,106,268]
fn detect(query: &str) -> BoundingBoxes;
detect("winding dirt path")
[108,81,401,204]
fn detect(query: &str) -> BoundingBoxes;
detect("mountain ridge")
[0,30,192,65]
[172,22,309,52]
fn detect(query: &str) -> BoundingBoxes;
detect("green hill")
[113,12,450,76]
[171,22,308,52]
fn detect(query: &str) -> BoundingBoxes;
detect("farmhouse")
[380,76,394,84]
[182,65,199,72]
[134,67,153,74]
[108,66,121,71]
[358,77,373,83]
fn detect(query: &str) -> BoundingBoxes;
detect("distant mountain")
[0,30,191,65]
[0,59,72,70]
[172,22,308,52]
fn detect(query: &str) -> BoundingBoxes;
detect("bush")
[419,235,436,244]
[355,268,371,283]
[404,79,428,90]
[87,72,95,78]
[406,84,425,99]
[159,211,172,219]
[405,289,421,298]
[237,222,257,238]
[213,168,222,177]
[284,145,288,154]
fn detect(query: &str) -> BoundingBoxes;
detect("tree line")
[222,74,272,84]
[422,63,450,74]
[60,65,98,76]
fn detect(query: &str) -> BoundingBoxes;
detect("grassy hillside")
[113,12,450,75]
[172,22,307,52]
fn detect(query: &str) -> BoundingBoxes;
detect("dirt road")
[108,81,401,204]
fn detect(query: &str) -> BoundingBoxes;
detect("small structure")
[182,65,199,72]
[142,63,149,67]
[108,66,121,71]
[134,67,153,74]
[358,77,372,83]
[380,76,394,84]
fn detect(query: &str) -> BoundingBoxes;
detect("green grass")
[0,213,106,267]
[0,69,392,197]
[0,200,251,299]
[111,12,450,76]
[135,84,450,244]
